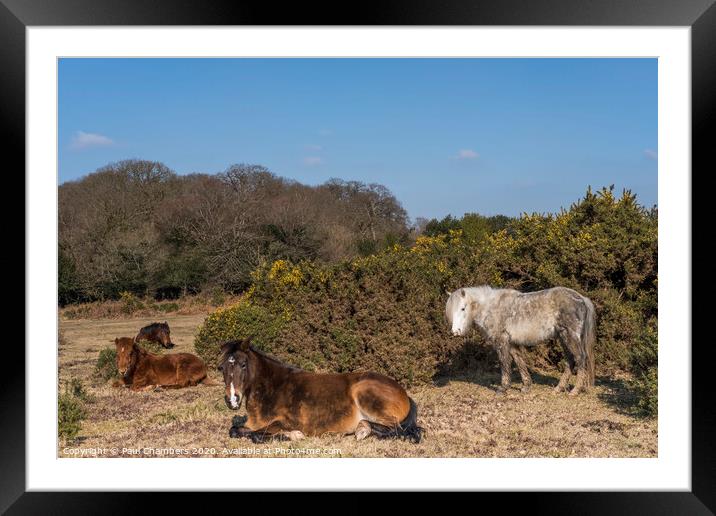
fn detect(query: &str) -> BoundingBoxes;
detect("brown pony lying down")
[114,337,212,390]
[135,321,174,349]
[218,337,423,443]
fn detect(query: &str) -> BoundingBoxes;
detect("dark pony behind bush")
[136,321,174,349]
[218,337,423,443]
[115,337,213,390]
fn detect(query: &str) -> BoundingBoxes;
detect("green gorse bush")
[58,378,89,441]
[629,318,658,417]
[135,339,167,354]
[95,347,119,382]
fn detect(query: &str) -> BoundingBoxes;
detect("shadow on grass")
[433,338,561,390]
[438,371,653,420]
[595,376,652,419]
[435,346,654,420]
[434,340,656,421]
[433,367,560,390]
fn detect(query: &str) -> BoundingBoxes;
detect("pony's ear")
[460,289,466,297]
[114,337,119,344]
[445,288,452,297]
[240,336,252,352]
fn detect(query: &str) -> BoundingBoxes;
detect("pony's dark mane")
[141,322,169,330]
[124,341,148,379]
[249,346,302,372]
[220,340,301,372]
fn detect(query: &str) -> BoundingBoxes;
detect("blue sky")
[58,58,657,220]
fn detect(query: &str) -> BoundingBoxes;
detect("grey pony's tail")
[369,398,423,444]
[581,297,597,388]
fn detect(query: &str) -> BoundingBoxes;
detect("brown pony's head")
[217,337,252,410]
[155,322,173,348]
[115,337,138,378]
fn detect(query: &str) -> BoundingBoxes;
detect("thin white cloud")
[318,129,333,137]
[305,144,323,151]
[303,156,323,166]
[455,149,479,160]
[644,149,658,160]
[70,131,114,150]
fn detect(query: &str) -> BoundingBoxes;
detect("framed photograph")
[8,0,711,510]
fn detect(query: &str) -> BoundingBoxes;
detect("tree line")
[58,160,426,304]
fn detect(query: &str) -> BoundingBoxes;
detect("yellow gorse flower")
[410,234,450,254]
[267,259,303,287]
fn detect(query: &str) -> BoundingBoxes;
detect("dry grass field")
[58,314,657,458]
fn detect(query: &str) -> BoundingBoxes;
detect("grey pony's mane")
[462,285,500,299]
[447,285,501,321]
[454,285,505,301]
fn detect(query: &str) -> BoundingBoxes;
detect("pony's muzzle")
[225,395,241,410]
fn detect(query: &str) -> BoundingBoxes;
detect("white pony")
[446,286,596,395]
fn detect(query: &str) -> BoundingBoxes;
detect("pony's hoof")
[231,415,248,427]
[521,385,532,394]
[494,388,506,397]
[355,420,372,441]
[287,431,305,441]
[568,388,581,397]
[553,386,564,394]
[249,432,265,444]
[355,427,371,441]
[229,426,242,439]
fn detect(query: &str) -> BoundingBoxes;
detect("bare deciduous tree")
[59,160,411,303]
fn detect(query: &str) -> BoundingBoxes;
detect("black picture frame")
[5,0,712,511]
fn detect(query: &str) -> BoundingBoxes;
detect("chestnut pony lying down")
[218,337,423,443]
[114,337,212,390]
